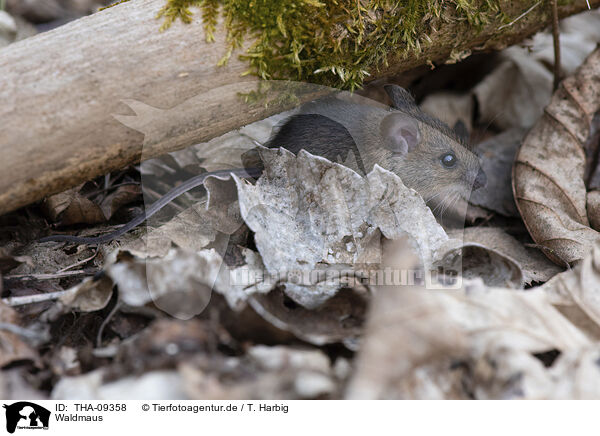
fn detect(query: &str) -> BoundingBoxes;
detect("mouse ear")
[383,84,418,111]
[380,113,420,156]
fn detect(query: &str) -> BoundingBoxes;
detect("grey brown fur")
[268,85,485,209]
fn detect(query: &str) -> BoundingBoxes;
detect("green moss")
[157,0,512,90]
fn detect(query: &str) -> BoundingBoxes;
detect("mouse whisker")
[439,191,461,223]
[430,188,453,216]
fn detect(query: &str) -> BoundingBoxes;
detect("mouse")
[39,85,486,245]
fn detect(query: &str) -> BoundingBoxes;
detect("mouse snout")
[472,167,487,190]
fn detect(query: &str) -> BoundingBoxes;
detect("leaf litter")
[5,8,600,400]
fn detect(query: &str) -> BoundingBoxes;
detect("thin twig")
[86,181,140,198]
[498,1,541,30]
[551,0,562,91]
[57,247,100,273]
[3,270,93,281]
[2,290,71,306]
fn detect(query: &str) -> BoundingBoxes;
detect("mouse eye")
[440,152,457,168]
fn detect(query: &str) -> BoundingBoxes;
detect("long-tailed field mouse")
[39,85,486,245]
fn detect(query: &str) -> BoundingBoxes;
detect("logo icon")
[2,402,50,434]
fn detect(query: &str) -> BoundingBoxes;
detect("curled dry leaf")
[235,146,458,309]
[449,227,562,285]
[248,286,368,348]
[0,301,39,367]
[106,248,223,320]
[513,47,600,265]
[219,247,369,347]
[542,240,600,337]
[42,187,106,225]
[58,274,114,312]
[442,243,524,289]
[0,247,31,274]
[42,184,141,226]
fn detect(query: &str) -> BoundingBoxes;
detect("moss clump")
[158,0,507,90]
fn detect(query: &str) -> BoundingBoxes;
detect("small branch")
[2,290,71,306]
[57,248,100,273]
[3,270,93,281]
[551,0,562,91]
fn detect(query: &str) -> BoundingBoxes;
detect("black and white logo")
[2,402,50,434]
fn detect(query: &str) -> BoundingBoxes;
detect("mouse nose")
[473,168,487,190]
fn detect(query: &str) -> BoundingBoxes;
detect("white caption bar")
[0,400,597,435]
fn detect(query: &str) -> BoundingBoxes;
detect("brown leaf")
[513,47,600,265]
[0,301,38,367]
[99,184,141,220]
[59,275,114,312]
[42,187,105,225]
[542,240,600,335]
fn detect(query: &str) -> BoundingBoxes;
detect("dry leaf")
[474,11,600,131]
[470,128,526,217]
[420,92,474,134]
[122,175,244,258]
[235,146,458,309]
[106,248,222,320]
[449,227,562,285]
[99,184,141,220]
[59,274,113,312]
[513,47,600,265]
[42,187,105,225]
[0,301,39,367]
[347,239,589,400]
[542,240,600,331]
[474,46,553,130]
